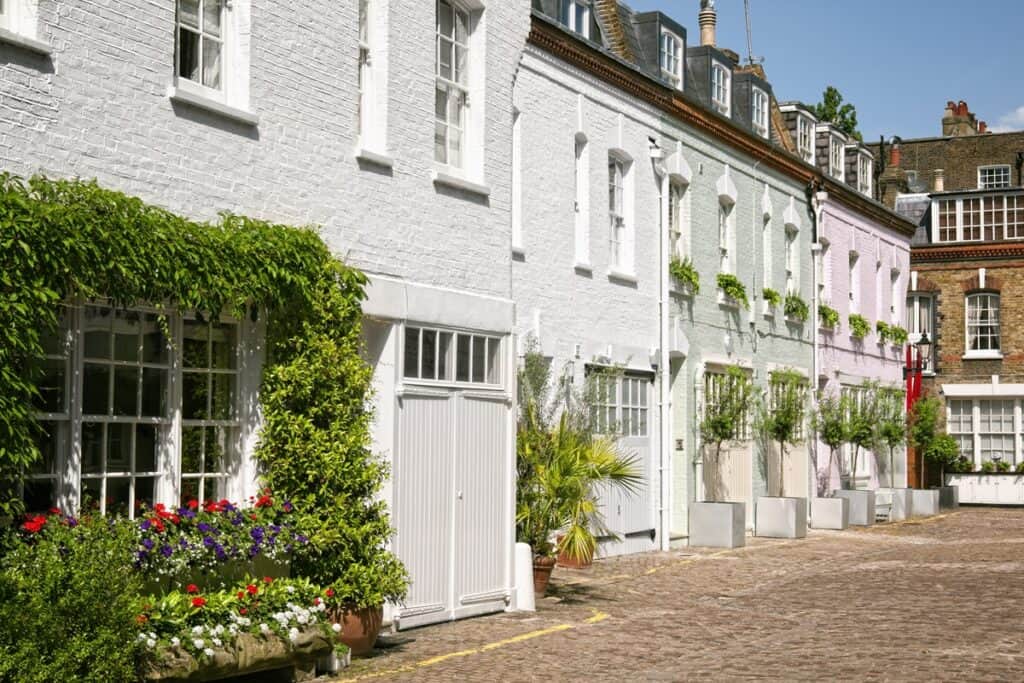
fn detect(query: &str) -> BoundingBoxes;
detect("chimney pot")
[889,144,901,168]
[699,2,717,47]
[979,121,988,133]
[933,169,945,192]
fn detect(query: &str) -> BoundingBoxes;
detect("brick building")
[881,101,1024,484]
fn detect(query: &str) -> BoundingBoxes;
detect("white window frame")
[403,324,503,388]
[719,202,734,274]
[858,153,872,195]
[511,109,523,253]
[933,193,1024,243]
[817,238,831,306]
[751,88,769,139]
[0,0,40,41]
[660,29,683,90]
[847,251,859,314]
[669,180,689,259]
[797,116,814,163]
[906,292,935,373]
[978,165,1011,190]
[947,399,975,464]
[785,224,799,294]
[589,370,651,438]
[560,0,590,39]
[949,398,1023,469]
[829,136,844,180]
[889,269,901,323]
[711,63,730,116]
[762,212,772,290]
[608,152,634,275]
[703,369,751,441]
[574,134,591,267]
[356,0,387,154]
[965,292,1001,358]
[176,0,226,93]
[435,0,471,171]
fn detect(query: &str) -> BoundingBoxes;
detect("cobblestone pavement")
[332,508,1024,681]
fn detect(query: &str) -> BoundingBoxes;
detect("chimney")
[699,0,717,47]
[878,140,909,209]
[889,143,901,168]
[933,169,945,192]
[943,99,980,137]
[979,121,988,134]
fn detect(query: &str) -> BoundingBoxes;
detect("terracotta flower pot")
[333,605,384,657]
[555,535,592,570]
[533,556,557,597]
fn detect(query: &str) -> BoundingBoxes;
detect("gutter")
[652,141,672,552]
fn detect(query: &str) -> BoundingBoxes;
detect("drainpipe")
[806,179,824,505]
[651,140,671,552]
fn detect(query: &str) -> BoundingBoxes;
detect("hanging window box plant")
[849,313,871,340]
[716,273,749,310]
[876,320,892,344]
[783,293,809,323]
[762,287,781,316]
[889,325,909,346]
[819,304,839,330]
[669,255,700,295]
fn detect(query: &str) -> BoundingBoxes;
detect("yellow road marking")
[416,649,479,666]
[479,623,573,650]
[585,610,609,624]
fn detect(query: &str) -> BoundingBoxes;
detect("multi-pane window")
[785,226,798,294]
[608,157,626,269]
[704,371,749,440]
[962,197,982,241]
[177,0,224,90]
[762,214,772,289]
[0,0,9,30]
[858,154,872,195]
[847,251,859,313]
[817,239,830,305]
[905,293,935,372]
[559,0,590,38]
[358,0,371,138]
[435,0,470,168]
[403,326,501,386]
[979,400,1015,463]
[574,135,590,264]
[829,136,844,180]
[938,199,957,242]
[718,203,731,273]
[966,293,1000,354]
[590,371,649,438]
[935,194,1024,242]
[668,181,687,257]
[751,88,769,139]
[711,64,730,116]
[978,165,1011,190]
[889,270,900,321]
[25,308,71,512]
[983,195,1005,240]
[797,117,814,163]
[660,30,682,89]
[511,109,522,250]
[1006,195,1024,239]
[947,400,974,460]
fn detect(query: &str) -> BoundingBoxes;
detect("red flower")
[151,517,165,534]
[263,576,273,584]
[237,591,245,600]
[325,588,335,598]
[22,515,47,534]
[136,614,148,624]
[246,584,258,596]
[186,584,199,594]
[191,597,207,609]
[313,598,321,606]
[187,499,199,510]
[255,495,273,509]
[239,607,248,615]
[48,507,61,516]
[250,514,258,521]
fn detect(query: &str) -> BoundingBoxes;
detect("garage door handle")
[457,490,464,500]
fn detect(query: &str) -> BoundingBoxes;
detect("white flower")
[193,639,205,650]
[295,613,308,625]
[203,648,215,658]
[148,632,157,640]
[192,625,204,636]
[228,624,239,635]
[213,624,225,636]
[288,627,300,643]
[137,633,146,642]
[331,623,342,633]
[286,586,296,594]
[170,637,181,648]
[212,638,222,647]
[146,639,156,649]
[260,623,271,635]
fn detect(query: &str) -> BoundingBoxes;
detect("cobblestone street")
[333,508,1024,681]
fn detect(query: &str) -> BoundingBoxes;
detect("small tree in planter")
[843,382,879,489]
[875,388,907,487]
[813,392,848,495]
[755,370,806,498]
[700,366,754,501]
[910,397,942,486]
[924,434,959,483]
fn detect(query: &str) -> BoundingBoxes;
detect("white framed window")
[356,0,387,152]
[559,0,590,38]
[979,400,1015,463]
[962,197,982,241]
[0,0,12,31]
[785,225,799,294]
[660,29,683,89]
[703,370,750,441]
[858,154,872,195]
[668,181,688,258]
[966,292,1000,356]
[608,154,633,273]
[711,63,730,116]
[934,193,1024,242]
[1007,195,1024,239]
[906,293,935,372]
[403,325,502,386]
[768,372,808,440]
[978,165,1011,190]
[751,88,769,139]
[905,170,919,188]
[171,0,252,115]
[718,202,733,274]
[0,0,41,41]
[817,238,830,305]
[435,0,470,169]
[937,198,957,242]
[511,109,523,252]
[947,400,974,461]
[847,251,859,313]
[829,136,844,180]
[177,0,225,92]
[762,214,772,289]
[574,134,590,266]
[889,269,901,322]
[797,116,814,163]
[589,370,650,438]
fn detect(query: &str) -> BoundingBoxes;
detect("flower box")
[945,473,1022,504]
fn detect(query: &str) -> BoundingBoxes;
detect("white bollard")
[514,542,535,612]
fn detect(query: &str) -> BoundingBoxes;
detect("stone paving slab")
[330,508,1024,681]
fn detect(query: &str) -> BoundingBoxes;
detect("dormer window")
[829,136,844,180]
[858,154,872,195]
[660,29,683,89]
[797,117,814,163]
[560,0,590,39]
[711,63,730,116]
[752,88,769,139]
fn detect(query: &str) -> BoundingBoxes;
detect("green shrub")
[716,273,749,309]
[889,326,909,345]
[949,456,974,474]
[981,460,997,473]
[819,304,840,329]
[876,321,892,343]
[669,256,700,294]
[996,459,1012,473]
[762,287,781,308]
[848,314,871,339]
[784,293,809,322]
[0,515,145,683]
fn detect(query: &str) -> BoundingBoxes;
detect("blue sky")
[626,0,1024,141]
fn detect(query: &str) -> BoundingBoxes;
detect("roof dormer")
[631,12,687,91]
[815,123,848,181]
[779,102,818,165]
[845,144,874,197]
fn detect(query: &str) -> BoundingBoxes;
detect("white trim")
[166,85,259,126]
[354,147,394,168]
[607,268,638,284]
[942,383,1024,398]
[432,169,491,197]
[0,25,49,54]
[978,164,1012,190]
[963,351,1004,361]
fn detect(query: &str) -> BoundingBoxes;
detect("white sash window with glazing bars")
[660,30,682,89]
[403,326,502,387]
[559,0,590,38]
[711,64,730,116]
[589,370,649,438]
[435,0,470,169]
[608,157,626,269]
[797,117,814,163]
[752,88,769,139]
[966,293,1000,354]
[177,0,224,91]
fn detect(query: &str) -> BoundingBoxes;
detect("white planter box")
[810,496,849,530]
[755,497,808,539]
[931,485,959,509]
[946,474,1024,504]
[876,488,913,521]
[689,501,745,548]
[831,490,875,526]
[910,489,940,517]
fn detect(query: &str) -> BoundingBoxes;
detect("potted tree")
[691,366,753,548]
[831,383,878,526]
[908,397,943,516]
[753,370,808,539]
[874,388,912,520]
[810,392,850,529]
[924,434,960,510]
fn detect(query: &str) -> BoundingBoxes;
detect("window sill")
[167,86,259,127]
[432,169,491,198]
[963,351,1003,361]
[716,291,741,310]
[512,245,526,258]
[573,262,592,274]
[0,27,52,55]
[355,147,394,168]
[607,269,638,285]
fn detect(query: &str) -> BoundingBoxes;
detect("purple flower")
[65,516,79,528]
[197,522,213,534]
[203,536,216,548]
[140,519,152,531]
[179,538,189,548]
[136,550,149,561]
[269,525,281,534]
[214,545,227,561]
[231,515,244,527]
[282,501,293,513]
[142,538,155,550]
[295,535,308,545]
[248,544,260,558]
[160,544,173,558]
[182,509,196,520]
[250,527,265,542]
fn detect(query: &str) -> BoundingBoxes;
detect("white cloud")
[988,106,1024,133]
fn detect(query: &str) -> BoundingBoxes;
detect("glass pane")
[421,330,437,380]
[182,427,203,474]
[35,358,66,413]
[106,477,131,517]
[183,373,209,420]
[211,373,235,420]
[204,426,225,474]
[81,478,102,512]
[41,316,66,356]
[434,121,448,165]
[107,423,133,473]
[179,0,200,27]
[22,480,54,514]
[638,408,648,436]
[113,367,139,416]
[135,424,158,473]
[178,27,201,82]
[403,327,419,379]
[472,336,485,383]
[135,477,155,515]
[183,321,209,368]
[439,38,453,80]
[448,91,463,127]
[449,128,462,170]
[142,314,168,364]
[210,323,236,370]
[486,338,500,384]
[455,8,468,44]
[82,423,104,474]
[203,477,226,501]
[435,85,448,122]
[438,1,453,39]
[113,310,140,362]
[203,0,222,37]
[31,423,58,476]
[456,335,470,382]
[84,308,111,358]
[438,332,452,381]
[141,368,167,418]
[83,364,110,415]
[454,45,468,84]
[202,37,221,89]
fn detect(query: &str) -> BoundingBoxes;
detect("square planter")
[689,501,745,548]
[931,485,959,510]
[811,496,849,530]
[911,489,940,517]
[755,497,807,539]
[831,490,876,526]
[876,488,913,521]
